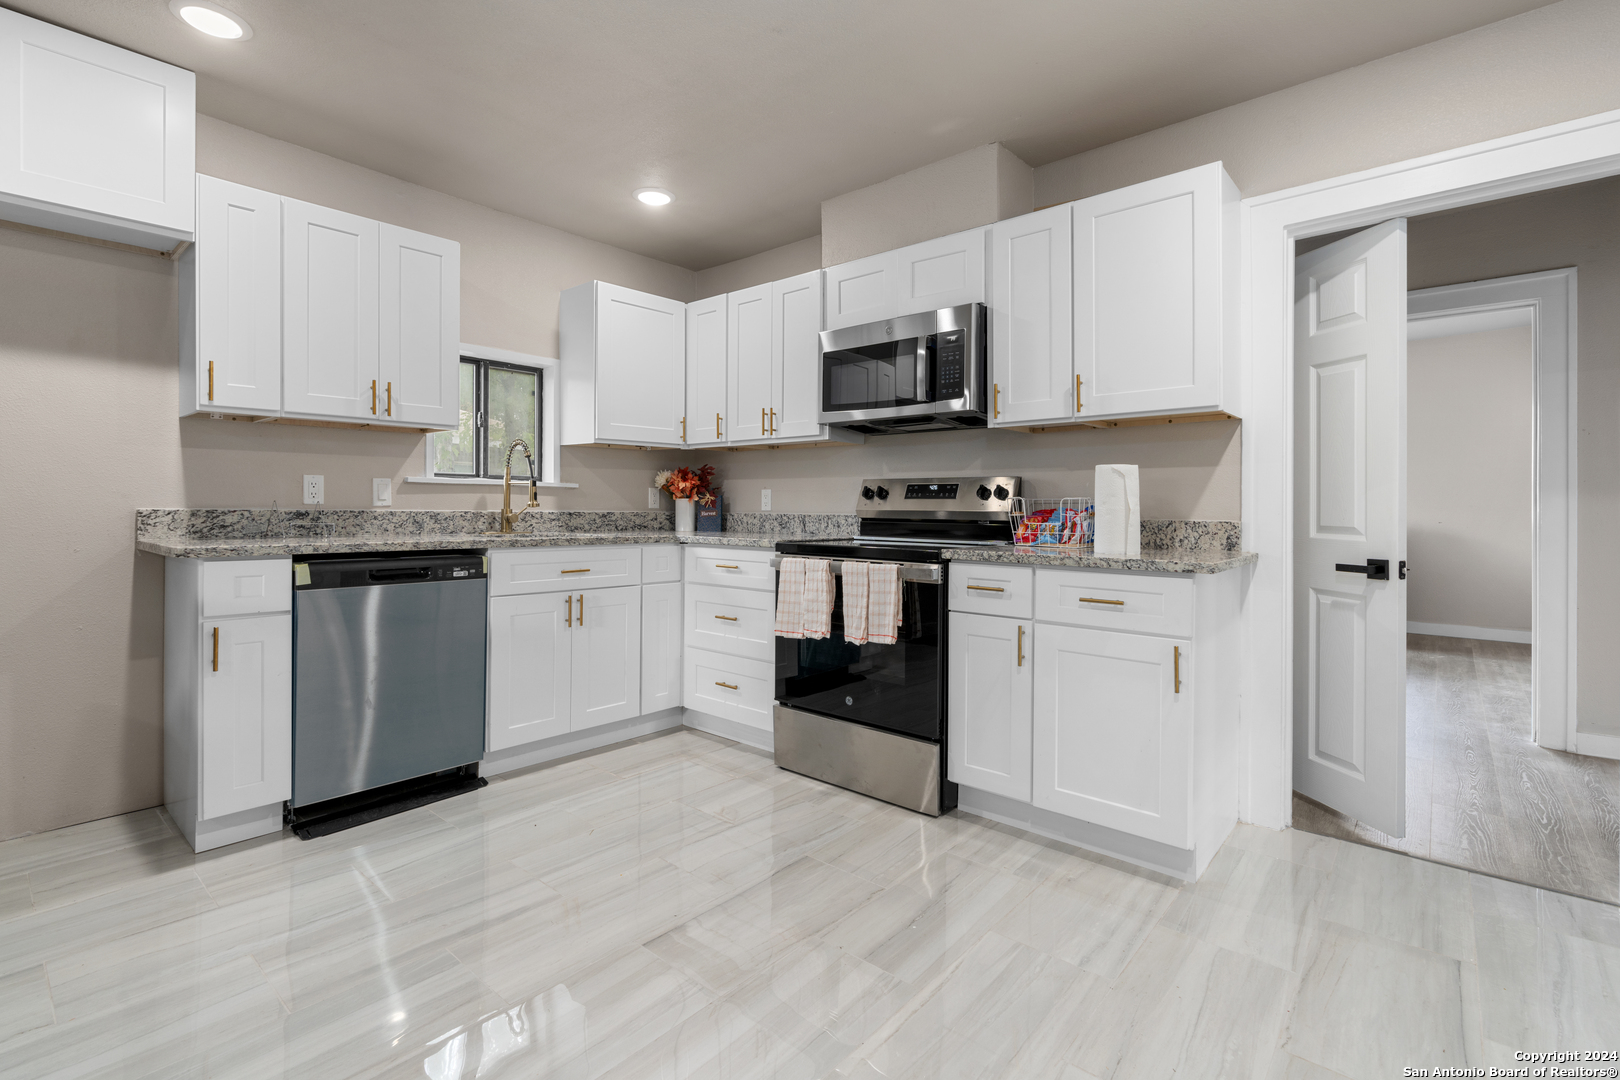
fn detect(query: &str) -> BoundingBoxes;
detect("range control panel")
[856,476,1021,517]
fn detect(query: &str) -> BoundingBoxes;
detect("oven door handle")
[769,555,941,584]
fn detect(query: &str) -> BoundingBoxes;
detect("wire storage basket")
[1010,497,1094,547]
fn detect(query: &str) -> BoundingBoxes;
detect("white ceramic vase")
[674,498,695,535]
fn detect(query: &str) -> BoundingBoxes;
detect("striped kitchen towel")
[803,558,834,640]
[842,560,870,645]
[774,556,807,638]
[868,562,902,645]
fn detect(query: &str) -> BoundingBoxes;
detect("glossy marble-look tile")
[0,871,32,921]
[1157,845,1330,972]
[0,964,53,1042]
[1224,822,1342,871]
[0,869,218,978]
[1318,840,1476,961]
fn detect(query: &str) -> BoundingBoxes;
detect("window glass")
[432,361,478,476]
[486,365,540,478]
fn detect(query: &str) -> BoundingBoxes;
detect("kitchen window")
[412,344,572,488]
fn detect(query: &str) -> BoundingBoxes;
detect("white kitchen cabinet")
[165,557,293,853]
[823,250,898,331]
[685,648,774,733]
[727,283,775,443]
[989,204,1073,425]
[685,294,728,447]
[559,281,686,447]
[378,223,461,428]
[0,7,195,249]
[897,228,987,314]
[1073,162,1237,420]
[282,198,380,421]
[947,612,1032,801]
[1032,623,1190,846]
[772,270,826,439]
[685,583,776,661]
[641,582,683,714]
[182,176,281,417]
[572,584,642,731]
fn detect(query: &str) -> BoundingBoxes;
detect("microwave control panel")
[932,330,966,400]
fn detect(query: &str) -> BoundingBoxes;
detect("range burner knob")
[993,485,1010,500]
[875,486,890,500]
[861,486,876,500]
[976,484,992,501]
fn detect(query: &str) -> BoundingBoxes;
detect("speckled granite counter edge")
[938,547,1257,574]
[134,531,797,559]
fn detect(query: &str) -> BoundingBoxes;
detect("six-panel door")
[990,204,1073,425]
[487,591,572,751]
[685,294,728,446]
[947,612,1032,801]
[594,283,686,446]
[193,176,281,416]
[378,222,460,429]
[282,198,380,420]
[571,585,642,731]
[1032,623,1191,846]
[200,614,292,820]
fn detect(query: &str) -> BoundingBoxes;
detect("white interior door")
[1292,219,1407,836]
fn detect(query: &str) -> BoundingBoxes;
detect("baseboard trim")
[682,707,774,751]
[1407,621,1532,644]
[479,709,684,777]
[957,786,1196,882]
[1575,731,1620,760]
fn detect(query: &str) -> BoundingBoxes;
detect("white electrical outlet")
[303,474,324,505]
[648,487,660,509]
[373,478,392,507]
[761,488,772,511]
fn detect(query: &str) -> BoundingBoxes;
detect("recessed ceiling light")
[635,188,672,207]
[169,1,253,40]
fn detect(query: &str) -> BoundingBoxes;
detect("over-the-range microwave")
[817,303,987,434]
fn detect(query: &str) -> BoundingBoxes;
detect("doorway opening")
[1288,180,1619,904]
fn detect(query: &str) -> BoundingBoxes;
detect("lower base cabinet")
[685,648,774,731]
[947,612,1032,801]
[641,582,683,714]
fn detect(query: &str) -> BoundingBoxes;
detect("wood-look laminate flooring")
[1295,634,1620,905]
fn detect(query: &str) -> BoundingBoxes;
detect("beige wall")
[1408,175,1620,739]
[1033,0,1620,206]
[821,143,1033,265]
[1406,327,1533,633]
[691,235,821,300]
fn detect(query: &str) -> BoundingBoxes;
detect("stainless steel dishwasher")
[291,550,487,829]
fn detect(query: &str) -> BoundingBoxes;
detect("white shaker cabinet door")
[990,204,1073,426]
[727,283,774,443]
[823,250,898,331]
[0,7,195,245]
[487,592,572,752]
[1032,624,1191,847]
[595,283,686,447]
[191,175,281,416]
[896,228,987,316]
[641,582,683,715]
[773,270,825,439]
[200,614,292,820]
[1073,162,1232,419]
[947,612,1032,801]
[378,222,460,429]
[571,585,642,732]
[282,198,380,420]
[685,294,728,447]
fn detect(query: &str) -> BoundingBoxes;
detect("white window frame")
[406,342,576,488]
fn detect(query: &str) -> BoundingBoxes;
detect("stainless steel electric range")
[772,475,1021,816]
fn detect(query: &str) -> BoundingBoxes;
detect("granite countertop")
[134,530,792,559]
[936,545,1256,574]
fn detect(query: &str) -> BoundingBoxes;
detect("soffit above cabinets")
[7,0,1557,270]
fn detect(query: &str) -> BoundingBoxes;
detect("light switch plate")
[761,488,772,511]
[303,475,324,505]
[373,478,392,506]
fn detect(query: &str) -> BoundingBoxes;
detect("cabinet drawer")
[642,544,682,583]
[948,563,1033,618]
[489,546,641,596]
[684,546,776,591]
[685,584,775,661]
[1034,569,1193,638]
[685,648,774,732]
[203,559,292,617]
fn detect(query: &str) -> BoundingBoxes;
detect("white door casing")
[685,294,727,446]
[947,612,1032,800]
[990,204,1073,425]
[282,198,380,420]
[378,222,460,428]
[1292,219,1407,836]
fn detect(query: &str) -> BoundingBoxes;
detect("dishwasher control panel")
[295,550,487,591]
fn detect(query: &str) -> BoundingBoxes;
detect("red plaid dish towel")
[802,559,834,640]
[867,562,902,645]
[842,560,870,645]
[774,557,807,638]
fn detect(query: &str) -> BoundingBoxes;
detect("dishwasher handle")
[369,565,434,582]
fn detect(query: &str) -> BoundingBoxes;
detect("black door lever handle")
[1335,559,1390,581]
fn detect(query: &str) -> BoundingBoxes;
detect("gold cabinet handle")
[1174,646,1181,694]
[566,594,572,627]
[993,382,999,419]
[715,563,739,569]
[681,416,686,443]
[1017,624,1024,667]
[1076,374,1083,413]
[716,412,722,439]
[769,408,776,435]
[761,406,766,434]
[560,568,592,574]
[207,361,214,402]
[577,593,584,626]
[1077,597,1125,606]
[966,585,1005,593]
[212,626,219,671]
[714,681,738,690]
[371,379,377,415]
[386,381,392,416]
[714,614,738,622]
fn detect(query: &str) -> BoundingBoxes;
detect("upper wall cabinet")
[772,270,825,440]
[823,227,988,331]
[684,293,727,448]
[989,204,1073,425]
[560,281,687,448]
[727,283,774,443]
[0,8,195,249]
[181,176,461,430]
[1072,162,1238,420]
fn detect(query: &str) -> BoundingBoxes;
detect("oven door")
[774,571,943,741]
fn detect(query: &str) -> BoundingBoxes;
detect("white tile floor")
[0,727,1615,1079]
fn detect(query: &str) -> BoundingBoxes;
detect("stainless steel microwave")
[817,303,987,434]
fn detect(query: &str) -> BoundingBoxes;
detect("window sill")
[404,476,580,488]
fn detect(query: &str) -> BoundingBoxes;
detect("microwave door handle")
[918,334,934,403]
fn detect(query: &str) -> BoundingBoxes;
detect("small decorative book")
[696,494,723,533]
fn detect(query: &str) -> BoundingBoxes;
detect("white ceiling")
[10,0,1556,270]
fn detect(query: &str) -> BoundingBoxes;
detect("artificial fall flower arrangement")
[654,465,718,506]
